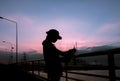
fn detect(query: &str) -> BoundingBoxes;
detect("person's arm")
[56,47,76,57]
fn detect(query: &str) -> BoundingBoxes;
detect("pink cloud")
[85,34,120,47]
[2,15,104,52]
[0,46,4,49]
[0,45,9,51]
[86,22,120,45]
[50,18,91,32]
[19,40,41,53]
[55,38,99,51]
[19,16,35,26]
[98,22,120,33]
[6,15,36,30]
[22,18,97,52]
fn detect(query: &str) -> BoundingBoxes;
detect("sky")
[0,0,120,53]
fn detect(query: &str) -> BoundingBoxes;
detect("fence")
[20,48,120,81]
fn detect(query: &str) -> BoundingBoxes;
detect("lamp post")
[0,16,18,63]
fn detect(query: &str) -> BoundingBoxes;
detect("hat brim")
[57,36,62,40]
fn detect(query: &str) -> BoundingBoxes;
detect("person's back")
[42,39,62,73]
[42,29,76,81]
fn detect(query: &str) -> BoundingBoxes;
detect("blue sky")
[0,0,120,53]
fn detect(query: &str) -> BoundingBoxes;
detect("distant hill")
[76,43,120,66]
[76,42,120,54]
[0,42,120,65]
[0,50,43,64]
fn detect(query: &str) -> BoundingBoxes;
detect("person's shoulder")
[42,40,51,46]
[42,40,47,45]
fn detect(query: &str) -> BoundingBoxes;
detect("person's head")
[46,29,62,43]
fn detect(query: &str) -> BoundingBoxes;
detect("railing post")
[73,57,77,65]
[32,61,34,75]
[108,53,116,81]
[65,62,68,81]
[38,60,40,75]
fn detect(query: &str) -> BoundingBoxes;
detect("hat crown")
[46,29,59,35]
[46,29,62,39]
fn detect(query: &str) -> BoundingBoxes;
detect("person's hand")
[67,48,76,58]
[64,48,76,63]
[68,48,76,54]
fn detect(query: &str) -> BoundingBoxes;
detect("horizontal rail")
[62,75,84,81]
[75,48,120,58]
[67,71,120,80]
[68,71,109,79]
[65,65,120,70]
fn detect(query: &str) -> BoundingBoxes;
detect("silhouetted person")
[42,29,76,81]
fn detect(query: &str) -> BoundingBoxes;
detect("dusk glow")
[0,0,120,53]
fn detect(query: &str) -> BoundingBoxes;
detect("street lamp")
[3,41,14,64]
[0,16,18,63]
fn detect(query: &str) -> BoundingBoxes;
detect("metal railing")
[20,48,120,81]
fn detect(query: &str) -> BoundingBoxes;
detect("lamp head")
[0,16,4,19]
[2,41,5,43]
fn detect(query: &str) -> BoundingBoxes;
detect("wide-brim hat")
[46,29,62,39]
